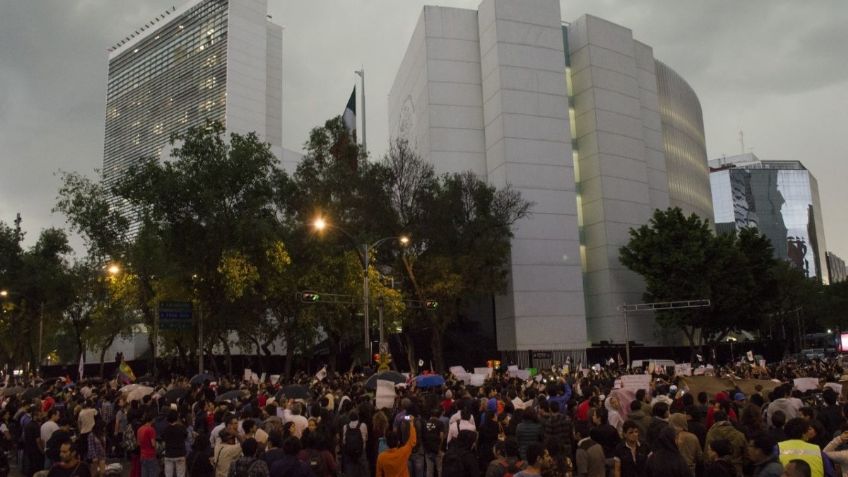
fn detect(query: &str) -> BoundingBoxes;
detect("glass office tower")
[103,0,282,229]
[711,155,829,283]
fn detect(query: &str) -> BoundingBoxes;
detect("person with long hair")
[644,427,691,477]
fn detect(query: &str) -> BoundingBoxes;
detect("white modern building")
[102,0,300,225]
[389,0,713,358]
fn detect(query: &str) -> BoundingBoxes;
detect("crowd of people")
[0,357,847,477]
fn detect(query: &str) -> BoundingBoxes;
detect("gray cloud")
[1,0,846,260]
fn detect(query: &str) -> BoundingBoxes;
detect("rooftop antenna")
[739,130,745,155]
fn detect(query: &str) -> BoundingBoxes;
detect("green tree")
[114,122,281,374]
[383,139,530,372]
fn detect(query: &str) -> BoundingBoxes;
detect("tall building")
[103,0,284,225]
[388,0,713,359]
[827,252,846,284]
[710,153,829,283]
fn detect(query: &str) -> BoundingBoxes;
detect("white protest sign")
[759,359,766,368]
[746,351,755,362]
[674,363,692,376]
[474,367,493,378]
[243,369,252,382]
[620,374,652,391]
[260,373,267,383]
[469,374,487,386]
[825,382,843,394]
[513,369,531,381]
[794,377,819,392]
[375,379,396,409]
[270,375,280,385]
[449,366,467,377]
[508,365,519,372]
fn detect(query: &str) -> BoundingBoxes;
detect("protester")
[47,437,92,477]
[375,417,418,477]
[644,427,691,477]
[748,433,783,477]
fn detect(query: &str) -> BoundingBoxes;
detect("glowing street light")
[311,216,410,351]
[108,264,121,276]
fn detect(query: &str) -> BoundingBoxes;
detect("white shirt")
[446,419,476,444]
[209,422,225,446]
[40,420,59,444]
[282,410,308,438]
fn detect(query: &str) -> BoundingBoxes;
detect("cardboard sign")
[474,367,493,378]
[794,377,819,392]
[674,363,692,376]
[449,366,467,377]
[513,369,531,380]
[375,379,396,409]
[620,374,651,391]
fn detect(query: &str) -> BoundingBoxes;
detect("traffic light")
[300,291,320,303]
[424,300,439,310]
[373,353,380,363]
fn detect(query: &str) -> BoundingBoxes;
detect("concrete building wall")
[266,23,283,148]
[225,0,268,137]
[478,0,586,350]
[567,15,656,344]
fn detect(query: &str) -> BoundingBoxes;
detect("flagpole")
[355,68,366,152]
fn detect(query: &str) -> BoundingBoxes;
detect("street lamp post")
[312,217,408,351]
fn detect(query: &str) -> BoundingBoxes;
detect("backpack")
[343,423,364,458]
[500,460,524,477]
[440,448,466,477]
[422,418,442,453]
[305,448,329,477]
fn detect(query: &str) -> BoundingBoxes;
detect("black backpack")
[305,448,328,477]
[422,418,442,453]
[440,448,466,477]
[343,423,364,458]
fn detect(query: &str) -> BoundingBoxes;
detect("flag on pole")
[118,360,136,384]
[342,87,356,137]
[78,353,84,380]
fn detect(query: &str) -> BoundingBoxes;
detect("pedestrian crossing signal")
[424,300,439,310]
[300,291,320,302]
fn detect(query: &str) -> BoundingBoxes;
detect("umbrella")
[164,387,189,403]
[190,373,214,386]
[21,387,42,401]
[276,385,310,400]
[126,385,155,402]
[120,383,142,393]
[215,389,248,403]
[415,374,446,388]
[1,386,23,397]
[364,371,406,390]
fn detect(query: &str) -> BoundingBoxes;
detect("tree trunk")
[404,333,417,374]
[221,335,233,377]
[98,335,116,378]
[431,325,445,373]
[207,344,220,376]
[327,334,338,374]
[283,327,294,379]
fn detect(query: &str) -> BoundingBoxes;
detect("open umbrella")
[190,373,214,386]
[1,386,23,397]
[164,387,189,403]
[126,385,155,402]
[21,387,42,401]
[276,385,310,400]
[415,374,446,388]
[120,383,141,393]
[364,371,406,390]
[215,389,248,403]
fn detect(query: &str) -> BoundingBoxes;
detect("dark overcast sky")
[0,0,846,259]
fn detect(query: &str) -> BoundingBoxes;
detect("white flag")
[315,366,327,382]
[78,353,85,380]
